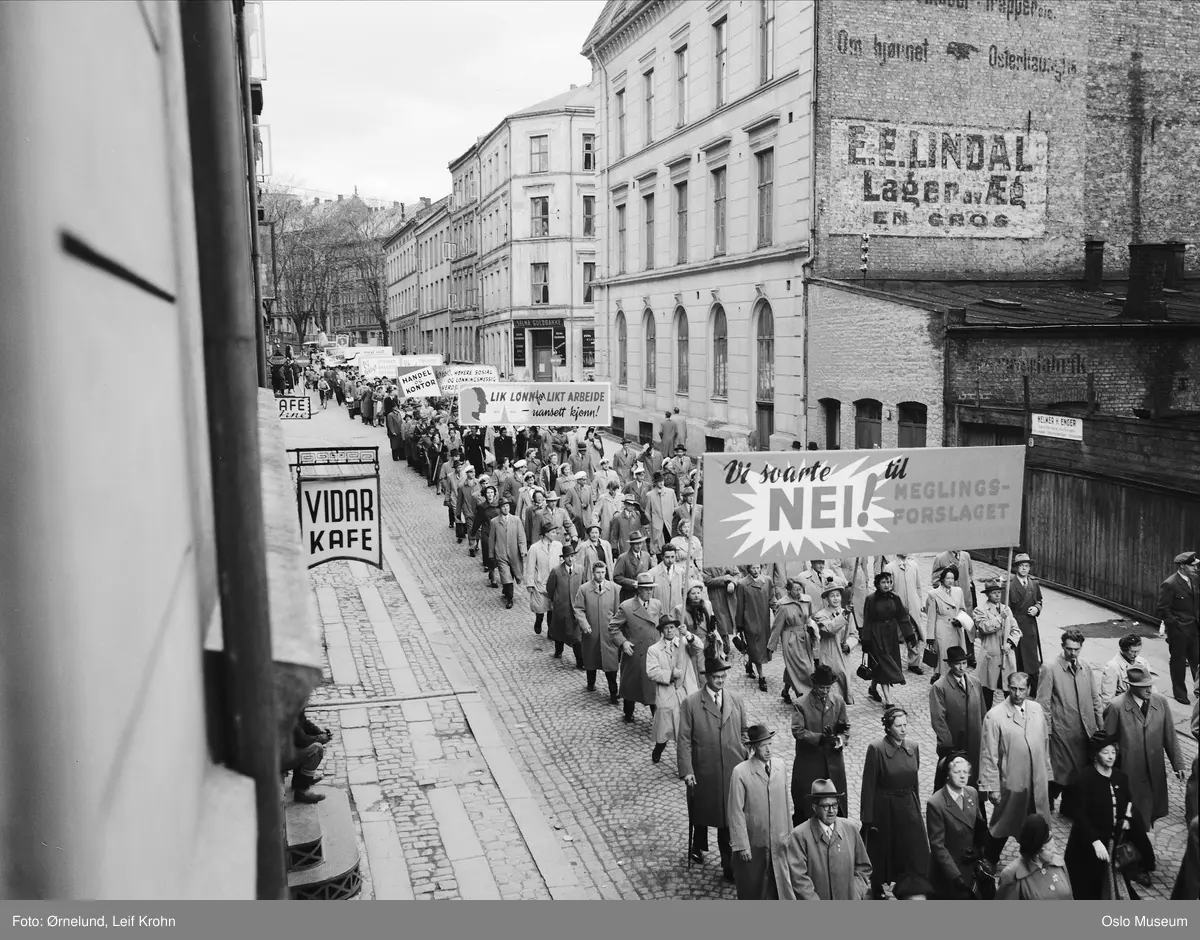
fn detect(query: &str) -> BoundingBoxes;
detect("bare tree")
[261,186,339,347]
[327,199,404,346]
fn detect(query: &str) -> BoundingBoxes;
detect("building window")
[616,311,628,386]
[644,309,657,389]
[675,181,688,264]
[755,301,774,402]
[616,203,627,274]
[675,46,688,126]
[712,304,728,398]
[759,0,775,85]
[675,306,689,394]
[615,89,626,159]
[583,194,595,236]
[855,399,883,449]
[583,133,595,171]
[643,194,655,270]
[714,18,727,108]
[712,166,726,256]
[756,149,774,247]
[531,263,549,305]
[531,196,549,236]
[530,135,549,173]
[583,261,595,303]
[898,401,928,447]
[644,69,655,144]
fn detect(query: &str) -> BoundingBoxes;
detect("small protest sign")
[399,366,442,399]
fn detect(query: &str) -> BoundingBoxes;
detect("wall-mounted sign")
[399,366,442,399]
[278,396,312,420]
[1031,413,1083,441]
[703,445,1026,565]
[457,382,611,427]
[290,448,382,569]
[829,120,1048,238]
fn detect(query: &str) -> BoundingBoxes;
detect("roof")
[581,0,651,55]
[509,84,594,118]
[816,278,1200,327]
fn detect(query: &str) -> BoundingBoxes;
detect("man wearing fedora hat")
[973,578,1021,711]
[727,724,793,899]
[612,530,652,602]
[608,493,647,557]
[930,646,985,796]
[1006,553,1045,696]
[546,543,586,667]
[623,465,652,512]
[678,656,749,880]
[673,484,703,541]
[578,521,615,582]
[526,522,563,636]
[1156,550,1199,705]
[610,571,664,723]
[539,492,574,547]
[779,779,872,899]
[612,437,639,482]
[790,663,850,826]
[1103,665,1187,829]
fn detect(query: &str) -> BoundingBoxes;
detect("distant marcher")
[924,566,972,677]
[972,578,1021,711]
[1156,551,1199,705]
[861,572,917,707]
[1099,633,1156,708]
[738,564,775,692]
[489,498,527,610]
[545,543,585,667]
[885,554,927,676]
[1006,553,1045,695]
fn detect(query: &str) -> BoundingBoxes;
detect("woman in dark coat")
[470,484,502,587]
[861,572,916,707]
[1065,731,1155,899]
[860,705,930,898]
[926,754,989,899]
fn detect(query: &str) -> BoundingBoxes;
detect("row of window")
[614,148,773,274]
[613,300,774,402]
[614,1,776,160]
[819,399,928,449]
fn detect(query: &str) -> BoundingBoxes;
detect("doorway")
[531,329,553,383]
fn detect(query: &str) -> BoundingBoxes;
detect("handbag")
[856,651,874,681]
[973,861,997,900]
[923,639,940,669]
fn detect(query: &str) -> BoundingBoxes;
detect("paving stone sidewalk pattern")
[287,399,1196,900]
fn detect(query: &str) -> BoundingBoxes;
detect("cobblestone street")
[285,398,1197,900]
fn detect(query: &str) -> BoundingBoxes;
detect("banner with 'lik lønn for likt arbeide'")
[702,446,1025,566]
[456,382,610,427]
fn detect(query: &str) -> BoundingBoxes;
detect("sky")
[263,0,607,204]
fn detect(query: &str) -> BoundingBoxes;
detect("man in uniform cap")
[1156,551,1199,704]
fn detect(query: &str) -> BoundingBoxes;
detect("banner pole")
[1002,546,1014,609]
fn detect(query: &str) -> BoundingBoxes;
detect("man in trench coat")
[1036,629,1103,817]
[610,572,663,723]
[612,531,652,602]
[727,724,793,899]
[1006,553,1045,695]
[1103,666,1187,827]
[780,779,872,899]
[678,659,749,881]
[545,544,585,667]
[573,562,623,702]
[929,646,985,794]
[979,671,1051,864]
[488,498,527,609]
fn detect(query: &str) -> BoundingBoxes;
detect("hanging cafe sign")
[288,447,382,569]
[702,446,1025,566]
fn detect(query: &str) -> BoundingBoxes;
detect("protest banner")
[457,382,610,427]
[399,366,442,399]
[435,364,498,393]
[358,356,405,379]
[277,396,312,420]
[398,354,444,367]
[345,346,393,358]
[702,446,1025,566]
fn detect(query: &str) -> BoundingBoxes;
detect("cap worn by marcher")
[821,580,848,599]
[575,470,588,480]
[628,530,647,543]
[624,494,640,505]
[812,663,837,687]
[656,614,681,631]
[1012,552,1032,566]
[560,543,577,557]
[983,578,1004,593]
[1174,551,1198,565]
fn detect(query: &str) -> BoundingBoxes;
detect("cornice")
[595,0,683,66]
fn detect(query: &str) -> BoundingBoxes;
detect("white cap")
[574,470,587,479]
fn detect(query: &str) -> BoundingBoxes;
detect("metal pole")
[1002,546,1014,611]
[180,0,286,900]
[237,1,268,388]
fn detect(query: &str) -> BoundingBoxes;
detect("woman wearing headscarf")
[811,580,858,705]
[1065,731,1155,898]
[925,565,973,678]
[860,706,931,898]
[768,577,818,702]
[996,815,1073,899]
[645,615,704,764]
[861,572,916,707]
[470,483,503,588]
[674,579,717,682]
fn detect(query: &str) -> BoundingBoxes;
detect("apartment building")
[477,85,598,381]
[414,196,453,357]
[583,0,813,450]
[448,143,482,362]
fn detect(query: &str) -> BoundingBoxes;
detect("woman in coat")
[673,580,717,682]
[925,565,971,678]
[489,498,527,609]
[997,815,1073,899]
[790,663,850,825]
[645,615,703,763]
[703,566,741,658]
[861,572,916,707]
[1065,731,1155,899]
[973,579,1021,711]
[1007,553,1045,693]
[926,754,989,899]
[768,579,818,703]
[811,581,858,705]
[470,484,503,587]
[738,564,775,692]
[861,706,931,898]
[573,563,623,701]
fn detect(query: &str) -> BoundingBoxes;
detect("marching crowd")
[292,362,1199,902]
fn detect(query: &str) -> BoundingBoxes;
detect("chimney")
[1083,238,1105,290]
[337,194,344,202]
[1166,241,1187,290]
[1121,243,1173,320]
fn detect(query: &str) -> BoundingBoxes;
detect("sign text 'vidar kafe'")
[456,382,611,428]
[702,446,1025,566]
[290,447,382,569]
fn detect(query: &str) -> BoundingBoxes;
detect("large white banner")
[829,120,1048,238]
[457,383,610,427]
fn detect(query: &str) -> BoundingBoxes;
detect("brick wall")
[806,282,946,448]
[812,0,1200,279]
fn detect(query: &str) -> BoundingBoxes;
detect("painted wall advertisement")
[457,383,611,428]
[702,446,1025,565]
[829,120,1048,237]
[298,475,381,568]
